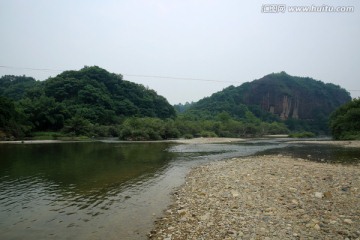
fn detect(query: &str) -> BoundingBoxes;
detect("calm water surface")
[0,139,358,239]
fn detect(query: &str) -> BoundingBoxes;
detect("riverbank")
[149,155,360,239]
[0,139,92,144]
[171,137,245,144]
[0,137,245,144]
[2,137,360,147]
[289,140,360,148]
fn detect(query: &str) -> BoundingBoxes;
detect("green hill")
[184,72,351,134]
[42,66,176,121]
[0,69,353,139]
[0,66,175,133]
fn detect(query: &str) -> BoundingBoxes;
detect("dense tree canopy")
[0,75,37,100]
[0,66,176,135]
[0,69,352,140]
[184,72,351,134]
[329,98,360,140]
[0,97,29,138]
[42,66,176,121]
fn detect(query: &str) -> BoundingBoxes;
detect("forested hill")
[0,69,353,139]
[43,66,175,120]
[0,66,175,132]
[184,72,351,133]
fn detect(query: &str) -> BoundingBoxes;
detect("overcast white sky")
[1,0,359,104]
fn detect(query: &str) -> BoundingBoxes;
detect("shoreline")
[288,140,360,148]
[0,139,92,144]
[170,137,246,144]
[0,137,246,145]
[149,155,360,239]
[1,137,359,146]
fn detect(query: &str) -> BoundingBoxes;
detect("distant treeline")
[0,67,356,140]
[0,99,289,140]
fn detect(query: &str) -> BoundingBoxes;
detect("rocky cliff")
[188,72,351,124]
[242,72,351,121]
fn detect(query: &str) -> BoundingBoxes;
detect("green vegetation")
[0,68,352,140]
[329,98,360,140]
[117,115,288,140]
[288,131,316,138]
[0,96,30,139]
[0,66,176,140]
[0,75,38,100]
[183,71,351,135]
[174,101,194,113]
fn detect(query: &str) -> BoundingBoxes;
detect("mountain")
[0,69,352,138]
[186,72,351,133]
[0,66,176,132]
[42,66,176,121]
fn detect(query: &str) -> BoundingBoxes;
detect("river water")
[0,139,359,239]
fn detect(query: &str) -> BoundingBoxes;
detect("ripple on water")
[3,140,346,240]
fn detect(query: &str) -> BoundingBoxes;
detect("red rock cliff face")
[263,95,299,120]
[188,72,351,124]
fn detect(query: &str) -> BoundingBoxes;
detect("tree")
[18,96,68,131]
[329,98,360,140]
[44,66,176,121]
[63,115,92,136]
[0,75,37,100]
[0,97,27,138]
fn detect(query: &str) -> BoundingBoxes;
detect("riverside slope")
[149,154,360,239]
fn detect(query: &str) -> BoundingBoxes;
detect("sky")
[0,0,359,104]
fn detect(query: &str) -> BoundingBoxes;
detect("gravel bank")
[290,140,360,148]
[171,137,245,144]
[149,155,360,240]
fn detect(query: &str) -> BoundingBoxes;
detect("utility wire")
[123,74,239,83]
[0,65,64,72]
[0,65,239,84]
[1,65,359,91]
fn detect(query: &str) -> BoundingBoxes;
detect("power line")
[123,74,239,84]
[1,65,360,90]
[0,65,239,84]
[0,65,64,72]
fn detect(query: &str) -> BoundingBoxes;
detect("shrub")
[288,131,316,138]
[329,98,360,140]
[200,131,218,138]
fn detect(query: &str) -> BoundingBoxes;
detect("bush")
[329,98,360,140]
[200,131,218,138]
[288,131,316,138]
[183,134,193,139]
[118,118,165,140]
[62,116,93,136]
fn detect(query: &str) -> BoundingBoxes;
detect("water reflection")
[1,142,174,190]
[0,142,174,240]
[257,143,360,164]
[1,140,359,240]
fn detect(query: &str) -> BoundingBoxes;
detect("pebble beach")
[149,154,360,239]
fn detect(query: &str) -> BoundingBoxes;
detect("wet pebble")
[149,155,360,240]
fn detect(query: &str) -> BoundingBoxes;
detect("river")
[0,138,359,239]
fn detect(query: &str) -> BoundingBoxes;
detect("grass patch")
[31,131,65,140]
[288,131,316,138]
[31,132,91,141]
